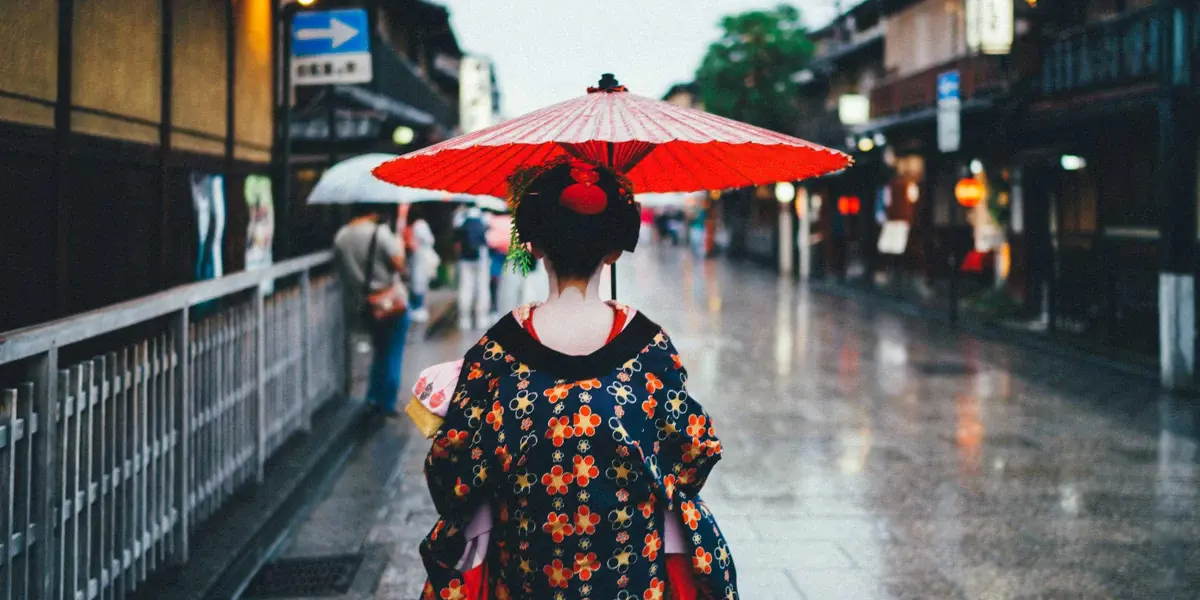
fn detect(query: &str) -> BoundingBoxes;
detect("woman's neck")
[543,265,605,308]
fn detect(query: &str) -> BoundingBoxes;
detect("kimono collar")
[487,308,661,381]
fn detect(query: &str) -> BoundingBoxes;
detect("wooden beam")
[159,0,174,291]
[225,0,236,216]
[52,0,75,320]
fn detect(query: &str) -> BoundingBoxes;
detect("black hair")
[512,161,640,279]
[350,203,384,219]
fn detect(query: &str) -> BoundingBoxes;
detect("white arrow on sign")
[296,17,359,48]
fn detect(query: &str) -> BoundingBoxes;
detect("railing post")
[254,293,266,484]
[27,349,58,600]
[170,308,190,564]
[299,271,312,433]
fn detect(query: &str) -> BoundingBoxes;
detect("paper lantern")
[955,178,986,208]
[837,195,860,216]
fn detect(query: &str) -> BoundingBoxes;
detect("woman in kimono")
[412,157,738,600]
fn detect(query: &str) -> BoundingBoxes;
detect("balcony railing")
[0,251,345,600]
[1040,5,1200,96]
[870,53,1012,119]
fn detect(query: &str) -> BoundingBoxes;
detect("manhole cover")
[244,554,364,598]
[913,362,974,376]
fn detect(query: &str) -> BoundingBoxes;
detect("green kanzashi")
[506,223,535,276]
[503,157,567,276]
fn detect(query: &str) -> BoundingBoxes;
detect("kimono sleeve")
[653,337,723,502]
[424,355,503,520]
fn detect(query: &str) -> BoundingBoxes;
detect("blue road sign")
[291,9,372,85]
[936,70,961,152]
[937,70,961,103]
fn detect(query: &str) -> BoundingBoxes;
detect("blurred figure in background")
[640,205,656,245]
[487,230,506,317]
[332,205,410,416]
[487,212,536,315]
[408,217,439,323]
[689,205,707,257]
[454,206,492,330]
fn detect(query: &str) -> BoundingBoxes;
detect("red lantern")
[837,195,861,215]
[955,178,986,208]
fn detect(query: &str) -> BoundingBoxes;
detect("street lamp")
[774,182,796,204]
[297,0,317,5]
[1060,154,1086,171]
[392,126,415,146]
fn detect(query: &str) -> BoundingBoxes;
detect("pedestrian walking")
[405,158,737,600]
[485,212,535,316]
[332,205,411,417]
[455,206,492,330]
[408,218,439,323]
[488,244,505,316]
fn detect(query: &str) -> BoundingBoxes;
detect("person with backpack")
[455,206,492,330]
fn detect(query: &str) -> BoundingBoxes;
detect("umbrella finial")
[589,73,627,93]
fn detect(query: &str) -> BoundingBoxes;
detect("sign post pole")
[326,83,336,167]
[937,70,962,326]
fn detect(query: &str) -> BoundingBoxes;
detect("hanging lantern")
[837,195,861,216]
[955,177,986,208]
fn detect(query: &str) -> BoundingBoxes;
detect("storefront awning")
[334,85,435,127]
[851,98,994,135]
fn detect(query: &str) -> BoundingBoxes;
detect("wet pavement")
[279,246,1200,599]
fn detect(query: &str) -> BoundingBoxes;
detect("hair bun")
[509,158,640,278]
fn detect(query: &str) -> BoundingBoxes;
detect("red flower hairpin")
[559,159,607,215]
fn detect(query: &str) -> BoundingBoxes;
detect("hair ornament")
[559,159,607,215]
[503,156,639,276]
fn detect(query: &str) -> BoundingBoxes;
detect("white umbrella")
[307,153,494,206]
[473,195,509,213]
[635,191,705,208]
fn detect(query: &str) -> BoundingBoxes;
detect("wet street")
[283,245,1200,599]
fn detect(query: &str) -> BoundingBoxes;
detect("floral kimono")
[414,303,738,600]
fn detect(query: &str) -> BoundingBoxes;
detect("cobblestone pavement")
[283,247,1200,599]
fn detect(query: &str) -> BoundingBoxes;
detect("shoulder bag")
[361,223,409,323]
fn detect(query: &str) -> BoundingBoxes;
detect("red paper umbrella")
[374,74,852,196]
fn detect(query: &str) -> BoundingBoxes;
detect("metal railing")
[0,251,345,600]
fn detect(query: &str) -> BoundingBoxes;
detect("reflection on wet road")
[369,246,1200,599]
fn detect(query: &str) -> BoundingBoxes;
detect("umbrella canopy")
[636,192,706,209]
[373,74,852,196]
[308,153,498,205]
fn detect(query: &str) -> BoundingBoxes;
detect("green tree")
[695,5,814,133]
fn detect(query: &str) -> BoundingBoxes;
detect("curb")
[808,280,1161,383]
[149,399,377,600]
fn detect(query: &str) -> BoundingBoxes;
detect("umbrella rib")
[441,144,536,194]
[618,95,673,141]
